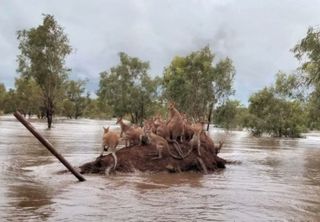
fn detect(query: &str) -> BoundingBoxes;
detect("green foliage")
[2,89,18,113]
[293,27,320,86]
[83,95,111,119]
[61,80,87,119]
[162,46,235,120]
[0,83,6,112]
[14,77,42,116]
[247,83,307,137]
[214,100,242,130]
[17,14,72,128]
[305,86,320,129]
[97,52,160,124]
[293,27,320,129]
[274,71,305,100]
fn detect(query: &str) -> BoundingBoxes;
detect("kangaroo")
[116,117,130,138]
[116,117,143,147]
[166,102,185,142]
[200,130,224,155]
[154,114,165,126]
[144,126,185,160]
[100,127,120,170]
[154,121,170,140]
[189,123,204,156]
[151,118,184,157]
[144,127,167,159]
[144,118,157,134]
[182,115,194,141]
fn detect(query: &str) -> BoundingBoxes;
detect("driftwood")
[79,133,226,175]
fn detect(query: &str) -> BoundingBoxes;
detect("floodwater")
[1,116,320,221]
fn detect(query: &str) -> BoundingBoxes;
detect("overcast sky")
[1,0,320,104]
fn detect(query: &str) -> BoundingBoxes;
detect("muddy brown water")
[0,115,320,221]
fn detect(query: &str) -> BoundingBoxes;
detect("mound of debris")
[79,133,226,175]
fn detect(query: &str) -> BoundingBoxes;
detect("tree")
[214,100,243,130]
[97,52,159,124]
[82,94,106,119]
[17,14,72,128]
[14,77,41,117]
[293,27,320,86]
[0,83,6,113]
[3,89,18,113]
[305,87,320,129]
[62,80,86,119]
[293,27,320,129]
[274,71,305,100]
[162,46,235,124]
[247,73,307,137]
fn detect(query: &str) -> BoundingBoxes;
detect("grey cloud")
[1,0,320,103]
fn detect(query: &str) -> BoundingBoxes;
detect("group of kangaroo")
[100,102,221,170]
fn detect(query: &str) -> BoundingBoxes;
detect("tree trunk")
[130,113,135,123]
[47,110,52,129]
[207,102,214,131]
[46,98,54,129]
[140,96,144,127]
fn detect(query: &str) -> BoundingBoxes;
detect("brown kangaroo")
[116,117,143,147]
[166,102,185,142]
[156,121,184,156]
[200,130,224,155]
[144,126,184,160]
[189,123,205,156]
[144,127,167,159]
[100,127,120,169]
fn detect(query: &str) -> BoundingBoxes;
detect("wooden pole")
[14,111,86,182]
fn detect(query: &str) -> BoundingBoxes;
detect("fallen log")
[14,111,86,182]
[79,134,226,175]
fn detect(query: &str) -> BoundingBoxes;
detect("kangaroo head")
[168,100,177,110]
[143,125,152,137]
[103,126,109,134]
[116,117,122,124]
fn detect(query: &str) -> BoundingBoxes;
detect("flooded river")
[0,115,320,221]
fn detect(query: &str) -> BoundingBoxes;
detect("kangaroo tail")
[167,143,183,160]
[167,139,184,157]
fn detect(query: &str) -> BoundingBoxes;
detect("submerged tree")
[62,79,86,119]
[162,46,235,124]
[247,73,307,137]
[0,83,6,112]
[17,14,72,128]
[97,52,159,124]
[3,89,18,114]
[214,100,246,130]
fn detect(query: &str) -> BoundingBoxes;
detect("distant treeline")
[0,14,320,137]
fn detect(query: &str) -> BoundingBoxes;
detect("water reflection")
[135,172,204,191]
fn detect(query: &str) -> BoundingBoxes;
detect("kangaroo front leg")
[197,139,201,156]
[139,134,143,146]
[111,152,118,170]
[181,128,185,143]
[100,143,107,156]
[152,145,163,160]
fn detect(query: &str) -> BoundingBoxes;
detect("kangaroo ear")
[103,127,109,133]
